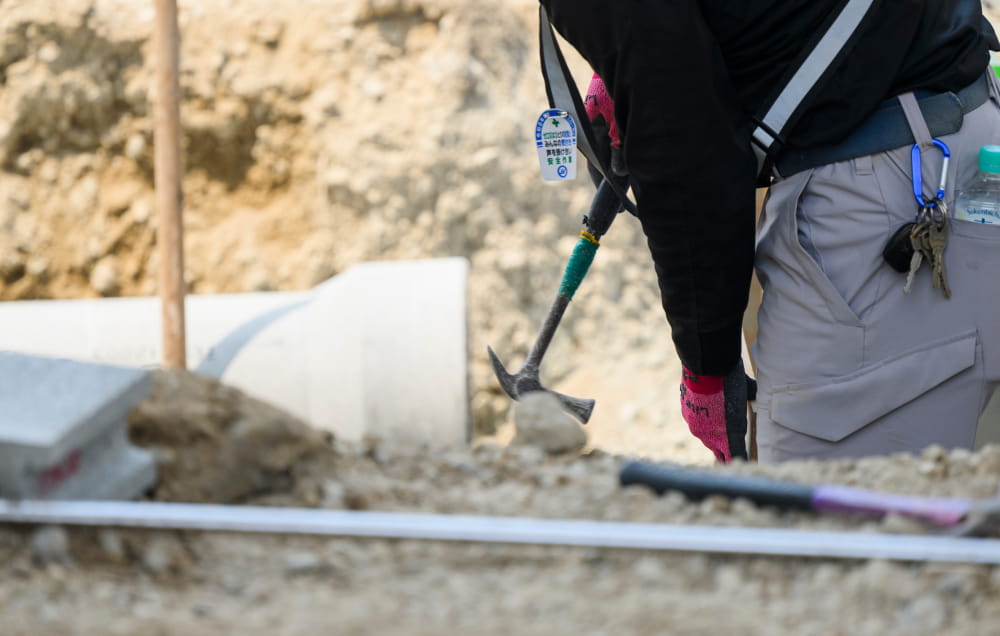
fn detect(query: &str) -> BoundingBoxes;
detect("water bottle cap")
[980,146,1000,174]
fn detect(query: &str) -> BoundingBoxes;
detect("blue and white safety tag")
[535,109,577,182]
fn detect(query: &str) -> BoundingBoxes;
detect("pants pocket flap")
[770,331,978,442]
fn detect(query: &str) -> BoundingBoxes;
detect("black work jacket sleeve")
[542,0,756,376]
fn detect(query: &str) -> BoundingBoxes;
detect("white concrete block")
[0,352,155,499]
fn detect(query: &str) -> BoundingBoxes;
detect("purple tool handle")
[812,485,970,527]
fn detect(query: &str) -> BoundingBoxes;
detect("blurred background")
[0,0,700,460]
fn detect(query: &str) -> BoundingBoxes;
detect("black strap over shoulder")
[539,1,877,188]
[538,7,638,216]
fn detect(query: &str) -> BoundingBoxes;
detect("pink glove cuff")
[680,367,730,463]
[681,369,724,395]
[584,73,621,149]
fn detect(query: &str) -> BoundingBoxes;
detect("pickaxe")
[620,460,1000,537]
[488,177,626,424]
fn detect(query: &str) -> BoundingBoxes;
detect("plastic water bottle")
[954,145,1000,225]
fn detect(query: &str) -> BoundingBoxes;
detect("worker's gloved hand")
[680,362,756,463]
[584,73,620,149]
[584,73,627,178]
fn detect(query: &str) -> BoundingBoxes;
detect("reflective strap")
[753,0,876,175]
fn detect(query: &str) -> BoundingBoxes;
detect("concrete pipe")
[0,258,471,446]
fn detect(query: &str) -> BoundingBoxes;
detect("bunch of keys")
[881,139,952,299]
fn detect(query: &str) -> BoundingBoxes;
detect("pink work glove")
[680,364,754,463]
[584,73,621,149]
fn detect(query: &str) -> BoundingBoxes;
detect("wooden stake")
[153,0,186,369]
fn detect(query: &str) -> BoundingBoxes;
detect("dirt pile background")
[0,0,689,457]
[4,1,1000,634]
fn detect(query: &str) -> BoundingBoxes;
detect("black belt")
[775,72,991,177]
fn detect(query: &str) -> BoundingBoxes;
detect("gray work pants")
[753,73,1000,462]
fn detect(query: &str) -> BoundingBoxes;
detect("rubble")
[0,370,998,633]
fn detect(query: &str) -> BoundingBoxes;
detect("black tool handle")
[619,461,815,511]
[585,176,627,239]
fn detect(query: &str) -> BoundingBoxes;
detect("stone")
[511,392,587,455]
[89,255,120,296]
[97,529,125,560]
[29,526,72,565]
[284,551,330,576]
[321,480,347,508]
[130,199,152,224]
[140,537,186,576]
[125,134,146,160]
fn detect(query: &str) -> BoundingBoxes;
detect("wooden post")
[153,0,186,369]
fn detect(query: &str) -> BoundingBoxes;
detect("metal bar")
[153,0,187,369]
[3,500,1000,564]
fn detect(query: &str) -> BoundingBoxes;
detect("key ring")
[911,138,950,208]
[917,201,947,226]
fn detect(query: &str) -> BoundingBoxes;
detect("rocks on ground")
[1,370,999,634]
[511,391,588,454]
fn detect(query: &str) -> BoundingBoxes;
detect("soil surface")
[0,369,997,635]
[4,1,1000,634]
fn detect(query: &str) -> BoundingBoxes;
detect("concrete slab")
[0,352,156,500]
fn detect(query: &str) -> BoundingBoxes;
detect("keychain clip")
[911,138,950,208]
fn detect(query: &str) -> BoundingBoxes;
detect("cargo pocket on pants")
[769,330,977,442]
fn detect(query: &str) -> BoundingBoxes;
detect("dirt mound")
[123,369,1000,532]
[128,370,334,504]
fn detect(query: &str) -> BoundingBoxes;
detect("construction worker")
[542,1,1000,462]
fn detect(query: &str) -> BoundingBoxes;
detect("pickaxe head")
[487,345,595,424]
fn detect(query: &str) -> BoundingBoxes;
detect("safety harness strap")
[539,7,637,215]
[540,1,876,185]
[751,0,878,178]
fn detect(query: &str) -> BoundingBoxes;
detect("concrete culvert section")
[0,258,471,446]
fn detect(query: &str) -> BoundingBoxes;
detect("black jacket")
[541,0,998,376]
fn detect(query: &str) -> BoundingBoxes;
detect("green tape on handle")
[558,236,599,299]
